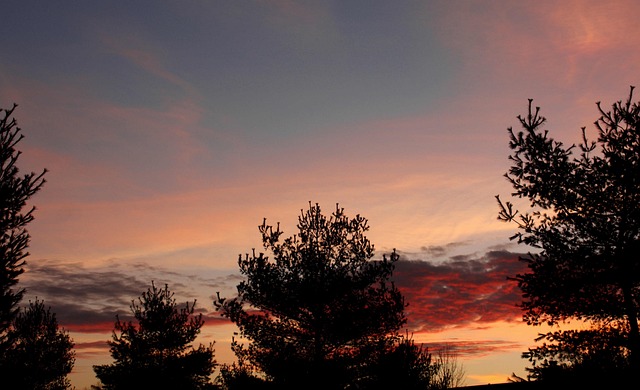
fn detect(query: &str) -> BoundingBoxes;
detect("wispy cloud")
[21,260,237,333]
[419,241,471,259]
[425,339,523,358]
[74,340,111,360]
[100,29,199,99]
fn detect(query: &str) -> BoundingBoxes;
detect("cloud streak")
[21,260,237,333]
[426,339,523,358]
[21,247,528,337]
[394,249,527,332]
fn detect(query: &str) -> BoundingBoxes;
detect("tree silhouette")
[0,104,46,337]
[0,299,75,389]
[373,335,435,389]
[368,333,457,390]
[215,203,407,389]
[94,282,217,389]
[497,86,640,379]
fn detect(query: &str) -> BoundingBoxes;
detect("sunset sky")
[1,1,639,388]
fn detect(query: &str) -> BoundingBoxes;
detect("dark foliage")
[94,282,217,389]
[0,299,75,389]
[215,203,407,389]
[215,337,273,390]
[497,86,640,378]
[0,104,46,337]
[523,325,632,383]
[367,334,436,390]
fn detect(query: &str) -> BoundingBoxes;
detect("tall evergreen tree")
[0,104,46,337]
[497,86,640,380]
[216,203,406,389]
[0,299,74,390]
[94,282,216,389]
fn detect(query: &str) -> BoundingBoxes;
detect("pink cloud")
[423,0,640,131]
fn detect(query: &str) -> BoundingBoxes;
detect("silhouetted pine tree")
[0,299,74,389]
[216,203,407,389]
[94,282,217,390]
[498,86,640,380]
[0,104,46,338]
